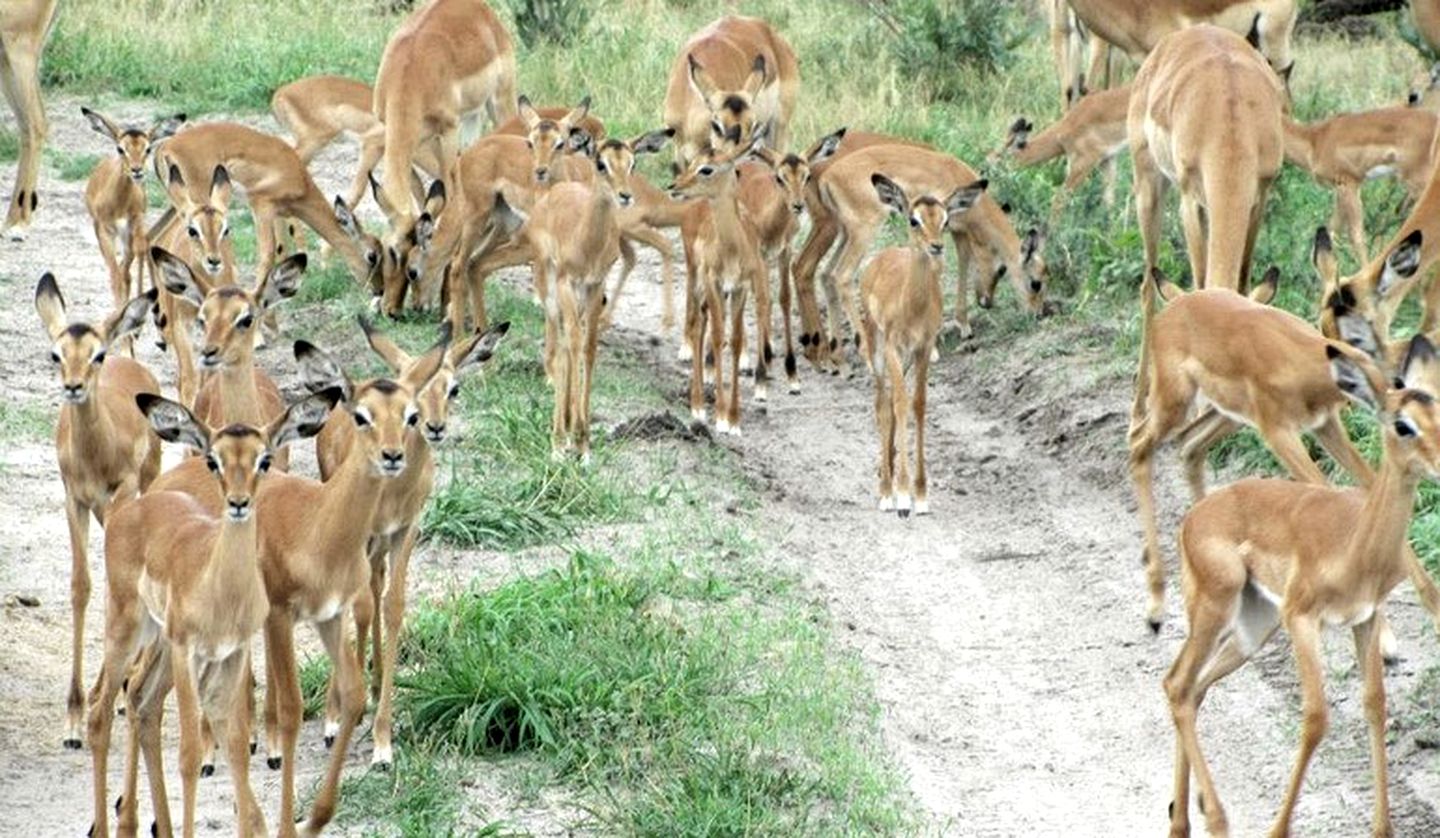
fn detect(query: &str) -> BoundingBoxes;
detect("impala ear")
[137,393,210,453]
[807,126,846,163]
[210,165,232,204]
[35,273,68,339]
[334,195,362,238]
[945,179,988,217]
[81,107,121,141]
[357,314,412,373]
[687,55,721,101]
[1248,267,1279,305]
[742,54,767,97]
[518,94,542,131]
[1401,334,1440,392]
[871,173,909,218]
[149,113,185,143]
[1150,268,1185,304]
[258,253,307,310]
[422,178,446,220]
[102,288,159,347]
[631,128,674,156]
[1333,307,1381,361]
[401,325,452,393]
[1312,226,1337,287]
[562,95,591,129]
[268,387,344,450]
[1328,345,1380,411]
[151,245,209,307]
[452,321,510,369]
[1378,230,1423,296]
[293,340,352,401]
[1245,12,1262,51]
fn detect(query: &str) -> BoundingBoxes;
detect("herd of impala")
[11,0,1440,834]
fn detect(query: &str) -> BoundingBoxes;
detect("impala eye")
[206,454,221,473]
[597,159,608,174]
[221,226,231,239]
[448,383,461,400]
[188,226,200,239]
[92,350,107,365]
[554,139,564,150]
[405,410,420,427]
[909,217,920,229]
[115,145,124,155]
[257,453,272,473]
[353,410,372,428]
[49,349,60,364]
[235,313,253,330]
[698,166,715,177]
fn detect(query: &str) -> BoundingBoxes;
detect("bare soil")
[4,97,1440,836]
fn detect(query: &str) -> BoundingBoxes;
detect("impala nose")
[380,448,405,474]
[201,346,220,367]
[226,498,251,521]
[791,202,805,215]
[425,422,446,442]
[928,243,945,257]
[618,192,634,207]
[205,256,222,273]
[534,167,549,183]
[63,382,84,401]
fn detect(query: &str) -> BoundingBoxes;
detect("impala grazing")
[995,85,1130,220]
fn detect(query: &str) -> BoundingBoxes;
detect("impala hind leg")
[1354,617,1395,836]
[1177,409,1239,503]
[778,243,800,393]
[792,214,838,366]
[64,497,93,749]
[1271,615,1329,837]
[1127,375,1192,631]
[372,528,417,768]
[912,349,931,515]
[302,616,365,837]
[1,35,47,238]
[1164,589,1240,838]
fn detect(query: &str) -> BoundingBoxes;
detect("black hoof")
[267,756,282,770]
[116,706,125,717]
[1384,653,1402,668]
[151,820,157,837]
[249,741,257,755]
[372,759,393,773]
[199,763,214,778]
[1168,800,1174,819]
[115,795,123,814]
[1147,618,1162,635]
[63,737,82,750]
[87,824,94,838]
[323,734,335,749]
[897,509,911,520]
[1197,793,1206,815]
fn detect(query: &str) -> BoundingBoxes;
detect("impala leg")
[304,615,364,837]
[707,284,727,430]
[913,348,931,515]
[822,227,875,373]
[603,237,637,331]
[96,220,128,310]
[579,287,603,460]
[1,37,46,236]
[207,650,267,837]
[887,347,912,516]
[1353,617,1395,836]
[265,613,303,836]
[949,233,974,340]
[372,528,416,768]
[1164,591,1237,838]
[1313,411,1376,487]
[750,260,772,404]
[1177,410,1238,503]
[1335,183,1369,264]
[348,131,386,212]
[130,643,176,838]
[65,496,92,749]
[778,243,800,393]
[1179,192,1207,289]
[87,608,143,838]
[873,341,895,511]
[1271,616,1328,838]
[1134,151,1166,287]
[689,280,708,423]
[263,630,281,770]
[792,214,837,365]
[1127,380,1190,631]
[729,288,747,431]
[169,643,206,838]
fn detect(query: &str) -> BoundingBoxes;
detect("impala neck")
[1281,119,1318,171]
[581,183,617,258]
[908,247,944,301]
[709,175,746,246]
[66,387,118,460]
[202,514,264,604]
[316,444,388,566]
[1351,434,1424,575]
[217,352,265,426]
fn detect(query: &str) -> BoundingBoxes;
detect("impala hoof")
[249,741,257,755]
[787,379,800,395]
[63,737,82,750]
[370,745,393,770]
[115,795,123,814]
[879,496,894,512]
[267,756,282,770]
[151,820,157,837]
[715,418,731,434]
[199,763,214,778]
[323,735,335,749]
[914,498,930,516]
[1147,617,1163,635]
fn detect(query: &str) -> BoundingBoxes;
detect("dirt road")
[3,99,1440,835]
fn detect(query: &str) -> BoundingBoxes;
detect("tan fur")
[1416,0,1440,57]
[662,16,800,170]
[34,276,161,748]
[995,85,1131,219]
[308,321,506,768]
[155,122,375,292]
[810,143,1047,372]
[81,109,183,309]
[1128,24,1285,296]
[0,0,58,237]
[1283,107,1438,262]
[1067,0,1296,76]
[859,177,985,517]
[373,0,517,231]
[89,395,335,838]
[1047,0,1122,110]
[1163,338,1440,836]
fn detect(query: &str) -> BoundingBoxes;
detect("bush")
[881,0,1024,101]
[505,0,590,49]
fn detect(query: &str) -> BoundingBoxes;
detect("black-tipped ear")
[1246,12,1262,50]
[137,393,209,452]
[1402,334,1439,390]
[1329,346,1380,411]
[1379,229,1424,295]
[1249,267,1279,304]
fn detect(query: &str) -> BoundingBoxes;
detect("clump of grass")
[48,149,102,182]
[398,551,911,833]
[0,127,19,163]
[0,401,54,443]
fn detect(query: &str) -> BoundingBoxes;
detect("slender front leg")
[792,215,837,365]
[170,642,203,838]
[873,360,894,511]
[778,243,800,393]
[1272,615,1328,837]
[1,38,47,237]
[750,260,772,403]
[372,528,416,768]
[1353,617,1394,836]
[912,347,931,515]
[886,347,911,517]
[64,495,92,749]
[265,613,303,837]
[948,233,974,339]
[305,614,366,836]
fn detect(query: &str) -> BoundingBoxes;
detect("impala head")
[152,245,305,371]
[595,129,674,208]
[138,389,341,521]
[996,117,1034,159]
[35,274,154,404]
[978,228,1048,315]
[81,108,184,182]
[872,173,987,260]
[519,94,593,184]
[294,327,450,477]
[666,130,766,201]
[168,164,232,277]
[1330,335,1440,477]
[359,316,510,444]
[1317,227,1424,344]
[365,175,446,317]
[688,53,769,159]
[754,127,846,215]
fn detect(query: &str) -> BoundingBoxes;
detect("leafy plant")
[505,0,590,49]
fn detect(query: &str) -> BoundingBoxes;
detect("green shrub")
[505,0,590,49]
[882,0,1024,101]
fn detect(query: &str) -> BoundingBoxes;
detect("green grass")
[0,127,18,163]
[0,401,53,443]
[48,149,102,182]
